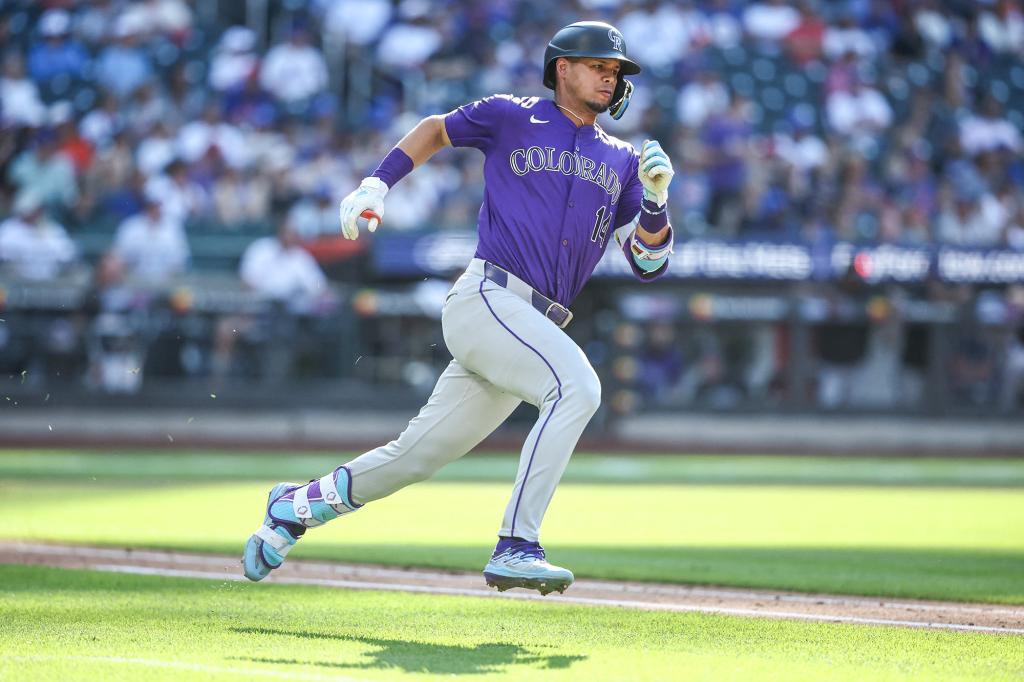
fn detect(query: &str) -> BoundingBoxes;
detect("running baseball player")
[243,21,674,595]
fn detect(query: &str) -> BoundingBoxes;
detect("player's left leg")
[242,359,520,581]
[478,317,598,595]
[443,272,602,594]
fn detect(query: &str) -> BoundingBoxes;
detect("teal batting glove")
[639,139,674,207]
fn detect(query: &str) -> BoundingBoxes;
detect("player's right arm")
[339,96,511,240]
[337,115,451,240]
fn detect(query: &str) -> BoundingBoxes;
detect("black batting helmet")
[543,21,641,119]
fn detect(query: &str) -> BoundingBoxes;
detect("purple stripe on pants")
[478,279,562,538]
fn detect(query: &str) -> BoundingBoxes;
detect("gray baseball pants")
[342,258,600,541]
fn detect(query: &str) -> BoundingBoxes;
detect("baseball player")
[243,21,675,595]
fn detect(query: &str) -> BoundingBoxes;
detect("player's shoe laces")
[483,537,574,595]
[242,466,360,581]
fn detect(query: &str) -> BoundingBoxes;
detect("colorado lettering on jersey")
[508,146,623,204]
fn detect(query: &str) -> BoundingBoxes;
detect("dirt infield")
[8,542,1023,635]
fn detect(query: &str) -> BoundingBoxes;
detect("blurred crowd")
[2,0,1024,283]
[1,0,1023,409]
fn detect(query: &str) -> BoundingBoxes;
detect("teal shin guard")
[268,466,362,528]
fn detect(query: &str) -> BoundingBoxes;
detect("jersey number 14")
[591,205,611,247]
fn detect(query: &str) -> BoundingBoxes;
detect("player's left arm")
[613,139,674,279]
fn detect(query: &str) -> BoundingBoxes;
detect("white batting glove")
[338,177,388,240]
[638,139,674,207]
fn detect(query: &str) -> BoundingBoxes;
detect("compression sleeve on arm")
[370,148,414,189]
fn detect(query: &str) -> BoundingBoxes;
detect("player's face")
[562,58,621,114]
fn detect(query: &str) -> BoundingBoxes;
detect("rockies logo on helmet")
[608,29,623,52]
[542,21,641,120]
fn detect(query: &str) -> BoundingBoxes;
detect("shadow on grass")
[230,628,586,675]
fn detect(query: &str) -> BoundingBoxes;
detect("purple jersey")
[444,95,667,305]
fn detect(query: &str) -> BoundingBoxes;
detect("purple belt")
[483,261,574,329]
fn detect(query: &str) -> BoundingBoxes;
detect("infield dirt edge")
[6,541,1023,635]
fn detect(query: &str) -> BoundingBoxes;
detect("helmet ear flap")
[609,77,633,120]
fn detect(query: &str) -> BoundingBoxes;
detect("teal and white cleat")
[242,466,361,582]
[483,538,574,596]
[242,482,304,581]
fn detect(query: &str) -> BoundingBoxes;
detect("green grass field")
[2,451,1022,603]
[2,565,1022,682]
[1,450,1022,680]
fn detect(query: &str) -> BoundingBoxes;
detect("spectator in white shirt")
[676,68,729,129]
[119,0,193,43]
[0,193,77,280]
[743,0,801,42]
[111,192,190,284]
[913,0,954,49]
[823,15,877,60]
[136,121,178,177]
[176,103,250,169]
[259,27,328,105]
[705,0,743,49]
[239,223,326,304]
[979,0,1024,55]
[774,123,828,172]
[375,14,443,70]
[323,0,393,47]
[209,26,259,93]
[619,0,702,70]
[936,186,1009,248]
[0,51,45,128]
[960,96,1023,157]
[143,159,209,225]
[826,78,893,139]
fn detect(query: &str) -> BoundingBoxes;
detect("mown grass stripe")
[3,451,1024,487]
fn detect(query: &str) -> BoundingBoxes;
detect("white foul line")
[91,563,1024,636]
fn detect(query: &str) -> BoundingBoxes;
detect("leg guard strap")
[255,525,294,557]
[285,467,361,528]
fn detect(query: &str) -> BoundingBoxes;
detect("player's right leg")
[242,359,520,581]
